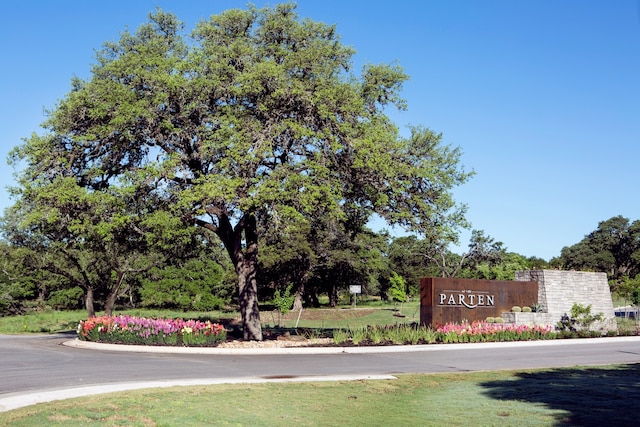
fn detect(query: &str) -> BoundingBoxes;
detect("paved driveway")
[1,333,640,411]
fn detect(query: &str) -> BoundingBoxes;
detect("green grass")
[1,365,639,425]
[0,302,420,335]
[0,309,87,334]
[0,308,240,335]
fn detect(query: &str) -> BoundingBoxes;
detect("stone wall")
[514,270,616,332]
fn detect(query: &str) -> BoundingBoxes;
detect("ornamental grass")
[77,315,226,346]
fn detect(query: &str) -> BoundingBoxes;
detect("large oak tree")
[10,4,471,340]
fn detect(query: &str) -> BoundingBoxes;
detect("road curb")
[63,335,640,355]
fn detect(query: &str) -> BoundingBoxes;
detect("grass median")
[2,365,639,426]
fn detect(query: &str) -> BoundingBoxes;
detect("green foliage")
[270,284,296,326]
[556,215,640,281]
[387,236,438,295]
[139,258,228,311]
[330,322,556,345]
[272,284,295,315]
[556,303,605,332]
[522,306,532,313]
[332,329,349,345]
[78,315,226,346]
[614,275,640,306]
[47,287,84,310]
[511,306,522,312]
[388,272,407,304]
[7,3,473,339]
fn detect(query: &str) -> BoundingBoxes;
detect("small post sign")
[349,285,362,308]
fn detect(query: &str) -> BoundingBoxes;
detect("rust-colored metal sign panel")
[420,277,538,326]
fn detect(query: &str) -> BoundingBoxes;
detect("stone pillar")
[515,270,616,332]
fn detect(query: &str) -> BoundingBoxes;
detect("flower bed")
[77,315,226,346]
[332,321,557,346]
[434,321,556,343]
[77,317,557,348]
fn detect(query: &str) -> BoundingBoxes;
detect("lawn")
[1,365,639,425]
[1,305,639,425]
[0,300,421,335]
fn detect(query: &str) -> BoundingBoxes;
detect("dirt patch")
[217,337,334,349]
[279,308,376,321]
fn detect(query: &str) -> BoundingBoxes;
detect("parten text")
[438,291,495,309]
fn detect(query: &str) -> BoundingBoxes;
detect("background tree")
[464,229,506,270]
[555,216,640,281]
[469,252,531,280]
[0,242,43,315]
[307,226,389,307]
[387,235,439,295]
[2,175,190,316]
[9,4,472,339]
[388,271,407,313]
[139,257,228,311]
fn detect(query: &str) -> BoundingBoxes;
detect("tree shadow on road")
[480,363,640,426]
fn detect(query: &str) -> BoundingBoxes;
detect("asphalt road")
[2,333,640,399]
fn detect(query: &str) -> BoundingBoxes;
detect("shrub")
[271,284,296,326]
[511,306,522,312]
[192,294,226,311]
[485,317,495,323]
[557,302,605,333]
[47,287,84,310]
[522,306,532,313]
[494,317,505,324]
[388,272,407,309]
[139,259,229,311]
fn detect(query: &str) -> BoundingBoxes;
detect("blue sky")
[2,1,639,260]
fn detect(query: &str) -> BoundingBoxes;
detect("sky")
[1,0,639,261]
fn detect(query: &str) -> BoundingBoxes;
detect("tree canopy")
[555,215,640,280]
[8,3,472,339]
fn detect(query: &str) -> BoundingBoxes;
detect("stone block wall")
[514,270,616,331]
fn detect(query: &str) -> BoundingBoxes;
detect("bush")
[192,294,226,311]
[522,306,532,313]
[485,317,495,323]
[388,272,407,307]
[48,287,84,310]
[556,303,605,332]
[139,259,229,311]
[511,306,522,312]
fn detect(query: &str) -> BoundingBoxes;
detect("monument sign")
[420,277,538,326]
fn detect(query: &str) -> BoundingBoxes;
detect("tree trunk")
[104,271,126,316]
[329,283,337,307]
[241,215,262,340]
[215,213,263,341]
[85,287,96,318]
[293,282,304,311]
[237,255,262,340]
